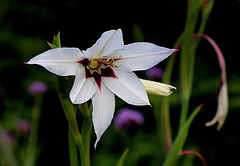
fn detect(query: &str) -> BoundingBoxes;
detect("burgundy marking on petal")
[93,67,117,90]
[78,58,118,91]
[101,67,117,78]
[84,69,102,89]
[93,73,102,90]
[78,58,89,67]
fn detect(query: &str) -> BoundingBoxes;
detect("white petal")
[92,83,115,148]
[26,48,85,76]
[116,42,177,71]
[83,29,124,59]
[69,69,96,104]
[205,83,228,130]
[103,69,150,106]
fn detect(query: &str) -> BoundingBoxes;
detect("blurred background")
[0,0,239,165]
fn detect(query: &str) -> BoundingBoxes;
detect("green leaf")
[47,32,61,49]
[53,32,61,48]
[115,148,130,166]
[47,41,58,49]
[163,104,203,166]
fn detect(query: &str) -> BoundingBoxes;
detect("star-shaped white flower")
[26,29,177,147]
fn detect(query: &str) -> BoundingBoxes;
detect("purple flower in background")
[28,81,47,95]
[0,131,15,143]
[145,66,164,80]
[16,119,31,135]
[114,108,144,130]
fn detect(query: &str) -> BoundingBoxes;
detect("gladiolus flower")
[139,79,176,96]
[26,29,177,147]
[194,33,228,130]
[205,81,228,130]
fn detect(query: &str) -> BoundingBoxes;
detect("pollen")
[95,56,122,68]
[89,60,99,69]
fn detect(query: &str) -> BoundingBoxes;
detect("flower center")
[78,57,121,90]
[86,56,121,75]
[89,59,99,69]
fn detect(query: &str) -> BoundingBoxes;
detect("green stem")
[0,124,19,166]
[179,0,214,130]
[160,98,172,153]
[69,128,80,166]
[151,95,167,162]
[158,31,184,155]
[79,103,92,166]
[24,95,42,166]
[55,76,86,166]
[179,0,203,130]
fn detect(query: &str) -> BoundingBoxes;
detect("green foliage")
[115,148,129,166]
[163,105,203,166]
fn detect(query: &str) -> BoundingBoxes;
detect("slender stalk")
[151,95,167,161]
[159,0,214,156]
[79,103,92,166]
[55,76,86,166]
[179,0,214,130]
[0,124,19,166]
[24,95,42,166]
[161,98,172,153]
[49,32,87,166]
[159,34,183,154]
[69,129,80,166]
[179,0,203,130]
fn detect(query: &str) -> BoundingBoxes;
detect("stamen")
[86,56,122,75]
[94,56,121,68]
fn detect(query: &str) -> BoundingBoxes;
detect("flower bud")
[139,79,176,96]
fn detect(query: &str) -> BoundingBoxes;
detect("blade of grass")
[163,104,203,166]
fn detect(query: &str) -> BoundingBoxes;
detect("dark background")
[0,0,240,165]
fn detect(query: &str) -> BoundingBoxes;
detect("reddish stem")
[180,150,207,166]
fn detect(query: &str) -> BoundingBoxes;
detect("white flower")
[194,33,228,131]
[205,81,228,130]
[26,29,177,147]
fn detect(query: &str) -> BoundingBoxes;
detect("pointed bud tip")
[94,139,100,151]
[172,48,180,54]
[198,104,204,109]
[94,144,97,151]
